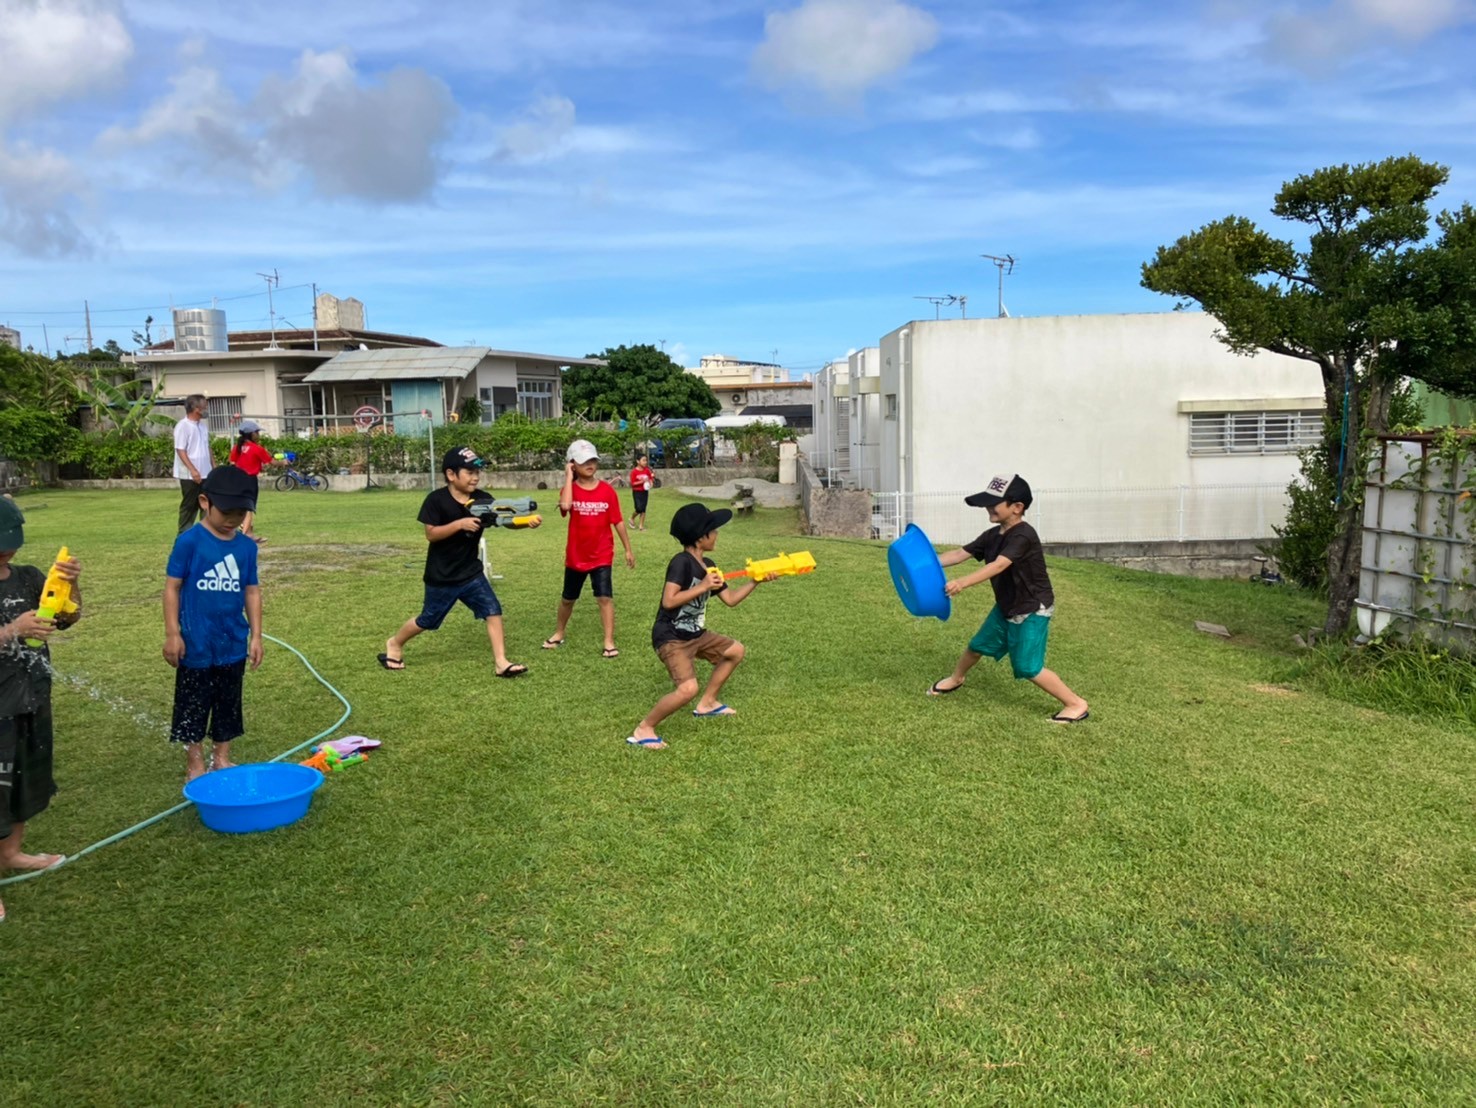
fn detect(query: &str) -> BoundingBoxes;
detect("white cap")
[566,439,599,464]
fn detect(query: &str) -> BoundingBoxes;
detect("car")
[646,418,714,467]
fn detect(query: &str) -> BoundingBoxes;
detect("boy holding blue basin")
[927,474,1089,723]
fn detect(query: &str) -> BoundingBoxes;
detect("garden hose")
[0,634,351,890]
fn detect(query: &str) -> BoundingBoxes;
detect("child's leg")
[597,597,616,652]
[0,712,62,869]
[548,568,584,645]
[210,740,235,771]
[932,649,984,694]
[694,638,745,714]
[1030,669,1088,719]
[207,662,246,771]
[385,618,425,662]
[632,679,699,747]
[0,823,64,870]
[548,598,575,644]
[184,742,208,780]
[485,616,527,675]
[171,666,212,780]
[933,607,1008,694]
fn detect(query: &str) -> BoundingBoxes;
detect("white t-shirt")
[172,416,213,481]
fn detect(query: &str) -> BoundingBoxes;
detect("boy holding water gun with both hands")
[0,497,82,922]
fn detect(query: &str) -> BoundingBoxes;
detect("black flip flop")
[496,663,529,678]
[377,653,405,671]
[928,680,962,696]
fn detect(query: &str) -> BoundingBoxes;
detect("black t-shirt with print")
[418,486,494,587]
[652,551,726,648]
[0,564,51,717]
[962,520,1054,619]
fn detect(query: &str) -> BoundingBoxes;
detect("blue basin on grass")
[183,763,324,834]
[888,523,951,621]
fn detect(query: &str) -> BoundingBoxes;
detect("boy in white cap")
[543,439,634,656]
[928,473,1089,723]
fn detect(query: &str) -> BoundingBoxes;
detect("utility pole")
[311,281,319,350]
[980,253,1015,318]
[257,269,280,348]
[84,300,93,351]
[42,324,51,357]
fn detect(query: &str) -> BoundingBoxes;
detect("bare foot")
[0,851,65,871]
[186,764,208,782]
[211,758,237,772]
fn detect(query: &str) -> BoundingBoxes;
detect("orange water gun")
[24,547,79,647]
[720,550,817,582]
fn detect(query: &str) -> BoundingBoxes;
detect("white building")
[819,313,1323,546]
[689,354,787,386]
[0,325,20,350]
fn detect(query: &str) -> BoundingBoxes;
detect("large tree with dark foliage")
[563,344,720,420]
[1142,155,1476,636]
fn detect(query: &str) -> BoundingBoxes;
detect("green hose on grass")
[0,634,351,890]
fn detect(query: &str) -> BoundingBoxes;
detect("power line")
[0,283,313,317]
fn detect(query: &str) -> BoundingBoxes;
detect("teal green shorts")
[968,606,1050,680]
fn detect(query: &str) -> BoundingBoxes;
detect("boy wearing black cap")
[928,473,1089,723]
[626,502,763,749]
[378,446,536,678]
[0,496,82,920]
[163,464,263,781]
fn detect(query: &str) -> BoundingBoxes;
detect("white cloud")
[0,0,134,121]
[1263,0,1473,69]
[0,140,93,256]
[752,0,938,103]
[101,48,457,203]
[495,95,578,163]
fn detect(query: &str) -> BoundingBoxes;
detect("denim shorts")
[416,574,502,629]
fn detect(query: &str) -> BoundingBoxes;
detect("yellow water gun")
[25,546,79,647]
[720,550,817,582]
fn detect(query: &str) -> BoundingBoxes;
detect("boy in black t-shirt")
[626,503,764,750]
[378,447,538,678]
[927,474,1089,723]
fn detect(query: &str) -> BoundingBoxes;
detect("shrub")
[0,407,76,477]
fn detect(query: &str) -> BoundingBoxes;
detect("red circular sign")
[352,404,381,431]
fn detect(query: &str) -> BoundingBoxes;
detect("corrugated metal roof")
[302,345,607,382]
[302,347,490,382]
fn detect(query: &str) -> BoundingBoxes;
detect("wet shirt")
[629,466,655,492]
[561,480,623,571]
[419,486,494,587]
[167,525,260,668]
[0,564,51,717]
[652,551,726,648]
[962,521,1054,619]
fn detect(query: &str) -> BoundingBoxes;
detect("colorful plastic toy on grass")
[888,524,950,621]
[24,546,78,647]
[720,550,817,582]
[299,748,341,774]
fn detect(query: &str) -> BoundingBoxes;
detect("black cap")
[0,496,24,549]
[670,503,733,545]
[201,465,258,511]
[442,446,485,473]
[965,473,1032,509]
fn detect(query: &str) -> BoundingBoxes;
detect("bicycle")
[274,455,330,492]
[1249,555,1283,586]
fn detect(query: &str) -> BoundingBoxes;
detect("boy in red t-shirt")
[543,439,635,656]
[628,454,655,532]
[226,420,278,543]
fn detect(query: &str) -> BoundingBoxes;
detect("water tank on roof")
[173,308,228,352]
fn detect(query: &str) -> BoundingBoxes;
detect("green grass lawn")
[4,487,1475,1105]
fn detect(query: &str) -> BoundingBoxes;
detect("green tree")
[0,345,82,415]
[563,344,720,420]
[1142,155,1476,636]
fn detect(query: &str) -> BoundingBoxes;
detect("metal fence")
[869,484,1291,545]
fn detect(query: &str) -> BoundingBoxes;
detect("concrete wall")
[880,312,1321,498]
[847,347,881,490]
[137,352,327,420]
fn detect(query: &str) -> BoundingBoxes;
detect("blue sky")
[1,0,1474,375]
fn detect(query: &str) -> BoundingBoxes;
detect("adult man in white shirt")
[172,394,214,533]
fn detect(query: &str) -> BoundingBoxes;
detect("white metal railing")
[870,484,1290,545]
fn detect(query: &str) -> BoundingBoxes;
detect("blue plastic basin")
[888,524,951,621]
[183,763,324,834]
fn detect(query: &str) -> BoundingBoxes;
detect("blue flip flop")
[692,704,735,717]
[626,735,665,747]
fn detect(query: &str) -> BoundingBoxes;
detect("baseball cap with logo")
[0,496,25,549]
[964,473,1032,509]
[201,464,259,511]
[442,446,485,473]
[566,439,599,464]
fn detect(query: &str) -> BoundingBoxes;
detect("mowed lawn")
[4,487,1476,1105]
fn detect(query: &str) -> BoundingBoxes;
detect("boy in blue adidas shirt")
[163,465,263,781]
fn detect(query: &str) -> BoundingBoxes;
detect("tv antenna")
[980,253,1015,318]
[256,268,281,347]
[913,294,969,320]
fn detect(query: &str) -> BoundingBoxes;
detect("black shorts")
[170,661,247,746]
[562,565,613,601]
[632,490,649,514]
[0,704,57,836]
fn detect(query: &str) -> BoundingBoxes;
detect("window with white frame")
[206,396,243,435]
[517,378,555,420]
[1188,410,1321,455]
[884,394,898,421]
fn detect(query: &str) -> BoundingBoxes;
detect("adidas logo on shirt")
[197,553,243,593]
